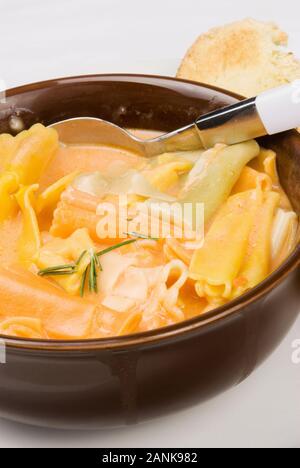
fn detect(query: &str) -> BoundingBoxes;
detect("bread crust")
[177,18,300,98]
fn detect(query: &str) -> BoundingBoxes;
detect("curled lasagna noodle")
[0,171,19,222]
[117,312,143,336]
[232,191,280,297]
[164,238,193,266]
[160,260,188,319]
[180,140,260,222]
[0,317,44,339]
[4,124,58,186]
[51,187,101,241]
[15,184,41,266]
[140,259,188,330]
[36,171,78,215]
[189,190,260,301]
[251,148,291,209]
[143,159,193,192]
[0,134,16,172]
[271,208,298,269]
[231,166,272,194]
[0,125,58,225]
[35,228,95,295]
[99,257,188,334]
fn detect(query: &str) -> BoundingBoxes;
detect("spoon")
[50,81,300,157]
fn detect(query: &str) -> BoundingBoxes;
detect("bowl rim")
[1,73,299,351]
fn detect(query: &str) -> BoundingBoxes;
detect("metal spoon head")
[49,117,203,157]
[49,117,148,156]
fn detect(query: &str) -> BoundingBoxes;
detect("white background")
[0,0,299,448]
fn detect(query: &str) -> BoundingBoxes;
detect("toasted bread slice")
[177,18,300,98]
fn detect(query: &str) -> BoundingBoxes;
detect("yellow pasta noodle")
[35,228,94,296]
[0,131,29,172]
[271,208,299,270]
[5,124,59,185]
[0,134,15,172]
[233,191,280,297]
[0,317,44,339]
[117,312,143,336]
[36,171,79,215]
[251,148,291,210]
[15,185,41,266]
[164,238,193,266]
[180,140,260,222]
[190,190,260,301]
[0,172,19,222]
[144,159,193,192]
[231,166,272,194]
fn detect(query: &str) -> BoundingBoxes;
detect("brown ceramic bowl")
[0,74,299,429]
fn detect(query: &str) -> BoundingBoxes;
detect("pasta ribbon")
[251,148,278,183]
[271,208,298,270]
[144,160,193,192]
[233,191,280,297]
[15,185,41,266]
[190,190,260,301]
[98,255,188,333]
[164,238,193,265]
[51,187,100,240]
[0,172,19,222]
[5,124,59,185]
[0,134,16,172]
[36,171,78,215]
[180,140,260,222]
[0,125,59,225]
[0,317,44,339]
[117,312,143,336]
[251,148,291,209]
[0,131,30,172]
[161,260,188,318]
[231,166,272,194]
[139,260,187,330]
[35,228,94,295]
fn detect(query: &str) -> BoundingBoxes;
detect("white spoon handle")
[256,80,300,135]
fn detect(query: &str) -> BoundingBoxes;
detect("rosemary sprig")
[80,266,88,298]
[39,270,76,276]
[38,264,77,277]
[38,233,158,296]
[124,231,159,241]
[94,253,103,271]
[77,249,101,297]
[89,249,98,294]
[76,249,88,265]
[96,238,137,257]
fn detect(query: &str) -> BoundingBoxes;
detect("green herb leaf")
[124,231,159,241]
[80,266,88,297]
[88,249,98,294]
[38,270,76,277]
[96,238,137,257]
[37,236,149,297]
[94,253,102,271]
[76,250,88,265]
[38,264,77,277]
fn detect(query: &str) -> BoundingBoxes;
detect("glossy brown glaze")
[0,75,299,429]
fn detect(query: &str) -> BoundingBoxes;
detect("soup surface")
[0,124,298,340]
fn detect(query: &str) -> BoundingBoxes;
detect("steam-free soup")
[0,124,297,339]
